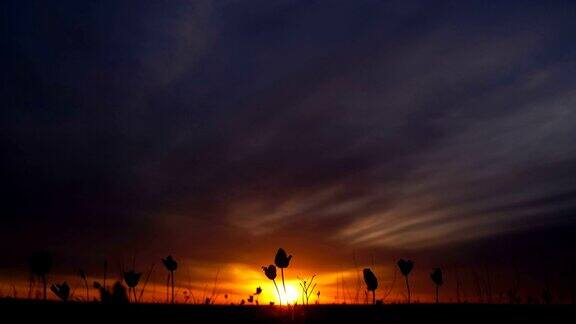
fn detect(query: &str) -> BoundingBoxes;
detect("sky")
[2,0,576,303]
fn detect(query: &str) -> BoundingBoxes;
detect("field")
[1,299,574,323]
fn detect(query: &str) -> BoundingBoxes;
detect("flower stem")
[405,276,410,304]
[273,279,282,306]
[84,278,89,301]
[171,270,175,304]
[281,268,287,303]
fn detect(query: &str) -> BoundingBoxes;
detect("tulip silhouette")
[430,268,443,304]
[262,265,282,305]
[397,259,414,304]
[274,248,292,304]
[28,251,53,300]
[50,282,70,301]
[363,268,378,304]
[162,255,178,303]
[254,286,262,304]
[123,270,142,303]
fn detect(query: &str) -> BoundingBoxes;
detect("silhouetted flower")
[248,295,254,303]
[363,268,378,304]
[274,248,292,305]
[397,259,414,276]
[430,268,443,286]
[123,270,141,303]
[28,251,52,301]
[397,259,414,304]
[255,287,262,295]
[274,248,292,268]
[363,268,378,291]
[430,268,443,304]
[162,255,178,303]
[162,255,178,272]
[262,264,282,306]
[262,265,277,280]
[50,282,70,301]
[123,270,141,288]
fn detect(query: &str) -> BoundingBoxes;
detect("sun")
[284,284,299,304]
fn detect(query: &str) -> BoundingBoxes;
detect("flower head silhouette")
[263,265,277,280]
[430,268,443,304]
[50,282,70,301]
[162,255,178,303]
[262,264,282,305]
[274,248,292,268]
[123,270,141,303]
[274,248,292,305]
[397,259,414,304]
[162,255,178,272]
[363,268,378,304]
[255,286,262,295]
[28,251,53,300]
[124,270,141,288]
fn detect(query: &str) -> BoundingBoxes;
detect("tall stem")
[372,290,375,305]
[281,268,287,301]
[166,274,170,303]
[273,279,282,306]
[84,278,90,301]
[435,285,439,304]
[171,270,175,304]
[405,276,410,304]
[133,287,138,303]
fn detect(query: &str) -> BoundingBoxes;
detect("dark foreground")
[1,299,574,323]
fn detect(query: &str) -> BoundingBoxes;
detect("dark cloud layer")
[2,0,576,278]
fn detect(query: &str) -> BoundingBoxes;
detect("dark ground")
[1,299,574,323]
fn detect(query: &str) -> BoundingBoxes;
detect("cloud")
[1,0,576,278]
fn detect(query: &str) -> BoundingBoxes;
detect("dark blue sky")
[2,1,576,289]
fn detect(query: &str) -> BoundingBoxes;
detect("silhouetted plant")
[162,255,178,304]
[78,269,89,301]
[274,248,292,304]
[298,275,317,305]
[50,282,70,301]
[316,290,320,304]
[430,268,443,304]
[363,268,378,304]
[94,281,129,304]
[397,259,414,304]
[263,264,282,305]
[255,286,262,304]
[123,270,142,303]
[28,251,53,300]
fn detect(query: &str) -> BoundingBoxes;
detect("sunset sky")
[2,0,576,303]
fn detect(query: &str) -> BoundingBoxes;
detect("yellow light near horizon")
[285,284,299,304]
